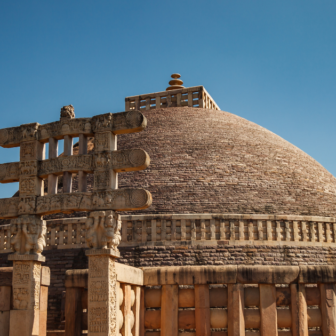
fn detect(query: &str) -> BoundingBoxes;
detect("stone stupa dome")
[117,106,336,217]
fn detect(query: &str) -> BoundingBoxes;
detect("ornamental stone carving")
[10,215,46,255]
[60,104,75,119]
[85,211,121,251]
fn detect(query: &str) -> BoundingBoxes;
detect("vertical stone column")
[78,134,88,192]
[8,254,45,336]
[195,285,211,336]
[290,283,308,336]
[19,139,45,200]
[0,283,11,336]
[48,137,58,194]
[8,215,47,336]
[63,135,73,193]
[86,249,120,336]
[228,283,245,336]
[161,285,178,336]
[85,210,122,336]
[319,283,336,336]
[259,284,278,336]
[94,130,118,191]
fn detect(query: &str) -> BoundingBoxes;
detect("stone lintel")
[65,269,89,288]
[0,189,152,219]
[8,254,46,262]
[298,266,336,284]
[0,111,147,148]
[0,267,13,286]
[115,262,143,286]
[85,248,120,258]
[142,265,238,286]
[237,265,299,284]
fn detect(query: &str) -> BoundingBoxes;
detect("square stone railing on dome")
[0,110,152,221]
[2,213,336,253]
[125,86,220,111]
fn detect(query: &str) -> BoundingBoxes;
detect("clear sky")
[0,1,336,198]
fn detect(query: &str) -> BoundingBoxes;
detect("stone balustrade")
[121,214,336,247]
[64,263,143,336]
[63,264,336,336]
[125,86,220,111]
[2,213,336,253]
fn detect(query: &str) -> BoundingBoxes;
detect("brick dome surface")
[115,107,336,216]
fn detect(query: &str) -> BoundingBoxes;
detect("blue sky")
[0,1,336,197]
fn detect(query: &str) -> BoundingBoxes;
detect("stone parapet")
[125,86,220,111]
[3,213,335,254]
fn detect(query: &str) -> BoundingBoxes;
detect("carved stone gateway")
[0,105,152,336]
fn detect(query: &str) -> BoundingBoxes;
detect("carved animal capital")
[10,215,46,256]
[85,210,121,251]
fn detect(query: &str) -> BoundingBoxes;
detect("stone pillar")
[8,215,47,336]
[48,137,58,195]
[8,254,45,336]
[78,134,88,192]
[0,284,11,336]
[194,284,211,336]
[85,210,122,336]
[86,249,120,336]
[228,283,245,336]
[320,283,336,336]
[161,285,178,336]
[259,284,278,336]
[290,283,308,336]
[63,135,73,193]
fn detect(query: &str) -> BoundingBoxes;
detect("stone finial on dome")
[166,73,185,91]
[60,105,75,119]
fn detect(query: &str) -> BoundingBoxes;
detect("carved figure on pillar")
[10,215,46,255]
[10,219,22,254]
[85,210,121,252]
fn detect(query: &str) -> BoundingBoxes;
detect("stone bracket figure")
[85,210,121,251]
[10,215,46,255]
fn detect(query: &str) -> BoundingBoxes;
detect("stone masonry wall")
[1,244,336,330]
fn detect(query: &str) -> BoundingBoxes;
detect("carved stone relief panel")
[20,161,38,176]
[0,197,20,218]
[95,132,112,152]
[34,193,92,215]
[38,118,92,141]
[19,176,42,196]
[0,123,39,148]
[93,149,149,172]
[38,155,93,177]
[94,152,112,170]
[0,111,146,148]
[111,110,146,134]
[12,261,41,310]
[91,113,113,133]
[0,188,151,219]
[88,256,117,336]
[94,170,113,190]
[92,188,152,211]
[18,196,36,215]
[0,162,20,183]
[20,141,37,161]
